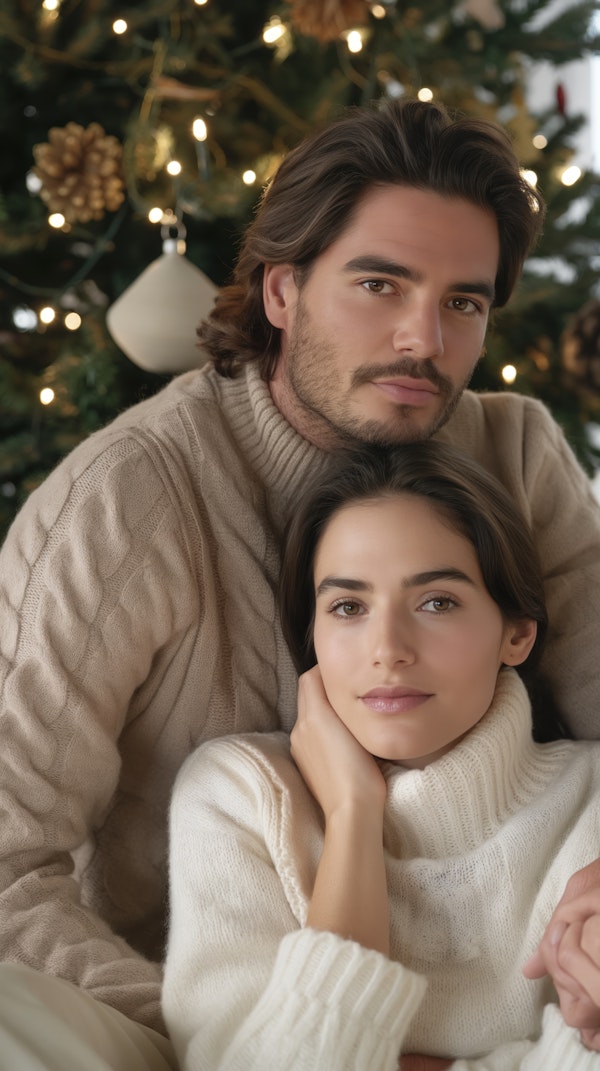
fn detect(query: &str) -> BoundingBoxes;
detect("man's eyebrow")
[344,255,420,281]
[343,255,496,304]
[315,568,476,598]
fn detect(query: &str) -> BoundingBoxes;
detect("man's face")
[266,185,499,449]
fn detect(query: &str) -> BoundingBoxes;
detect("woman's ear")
[263,264,298,329]
[501,618,537,667]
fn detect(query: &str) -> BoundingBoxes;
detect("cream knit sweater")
[163,670,600,1070]
[1,362,600,1032]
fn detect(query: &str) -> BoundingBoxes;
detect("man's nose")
[391,298,444,361]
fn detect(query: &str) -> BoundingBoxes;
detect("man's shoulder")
[440,388,561,454]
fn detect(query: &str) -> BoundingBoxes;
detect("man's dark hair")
[199,98,545,379]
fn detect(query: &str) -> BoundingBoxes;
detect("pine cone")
[33,122,126,223]
[285,0,369,42]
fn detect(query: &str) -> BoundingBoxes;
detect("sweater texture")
[1,362,600,1032]
[163,669,600,1070]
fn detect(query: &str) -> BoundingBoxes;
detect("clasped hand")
[523,859,600,1050]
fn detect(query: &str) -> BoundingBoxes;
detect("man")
[0,97,599,1070]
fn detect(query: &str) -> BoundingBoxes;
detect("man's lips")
[360,686,432,713]
[372,378,439,406]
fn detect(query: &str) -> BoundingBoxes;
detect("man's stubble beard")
[285,297,476,449]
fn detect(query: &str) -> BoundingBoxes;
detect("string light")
[13,306,38,331]
[502,364,517,384]
[64,312,82,331]
[148,206,164,223]
[242,170,257,185]
[166,160,182,176]
[112,18,128,34]
[371,4,387,17]
[561,164,582,187]
[48,212,66,229]
[417,87,434,102]
[262,16,286,44]
[39,306,56,324]
[42,0,60,8]
[40,388,55,406]
[192,117,208,142]
[521,168,538,188]
[346,30,364,53]
[532,134,547,150]
[193,0,208,5]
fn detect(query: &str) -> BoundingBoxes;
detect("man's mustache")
[351,358,452,394]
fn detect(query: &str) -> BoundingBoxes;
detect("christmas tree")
[1,0,599,541]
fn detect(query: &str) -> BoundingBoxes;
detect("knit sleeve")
[515,398,600,739]
[449,1003,600,1070]
[0,431,199,1031]
[162,740,427,1071]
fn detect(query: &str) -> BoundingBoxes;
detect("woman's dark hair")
[201,97,545,379]
[279,441,569,743]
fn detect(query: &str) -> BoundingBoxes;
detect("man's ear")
[501,618,537,667]
[263,264,298,329]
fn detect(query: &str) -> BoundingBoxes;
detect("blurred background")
[1,0,600,541]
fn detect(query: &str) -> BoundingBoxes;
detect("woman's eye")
[421,596,455,613]
[332,600,362,617]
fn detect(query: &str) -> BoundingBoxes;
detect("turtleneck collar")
[382,669,565,859]
[212,362,332,530]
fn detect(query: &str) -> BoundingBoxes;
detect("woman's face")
[312,494,535,768]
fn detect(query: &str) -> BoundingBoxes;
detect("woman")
[163,442,600,1070]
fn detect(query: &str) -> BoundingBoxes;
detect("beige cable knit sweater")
[1,361,600,1033]
[163,670,600,1070]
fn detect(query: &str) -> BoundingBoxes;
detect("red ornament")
[556,83,566,117]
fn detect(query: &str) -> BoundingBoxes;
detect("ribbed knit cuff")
[257,928,426,1068]
[521,1003,600,1071]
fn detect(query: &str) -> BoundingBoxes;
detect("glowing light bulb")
[13,306,38,330]
[192,118,208,142]
[39,306,56,324]
[148,206,164,223]
[48,212,65,228]
[65,312,82,331]
[561,165,582,187]
[242,170,257,185]
[42,0,60,9]
[112,18,127,34]
[417,87,434,102]
[263,17,285,44]
[40,388,55,405]
[532,134,547,150]
[166,160,182,176]
[346,30,363,53]
[502,364,517,384]
[371,4,387,17]
[521,169,538,188]
[194,0,208,5]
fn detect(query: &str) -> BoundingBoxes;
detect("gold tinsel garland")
[285,0,369,42]
[33,122,126,224]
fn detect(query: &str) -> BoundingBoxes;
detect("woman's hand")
[292,665,390,954]
[523,860,600,1050]
[291,664,387,821]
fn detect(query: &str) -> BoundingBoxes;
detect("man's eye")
[362,280,390,294]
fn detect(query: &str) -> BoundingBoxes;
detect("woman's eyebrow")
[315,568,475,598]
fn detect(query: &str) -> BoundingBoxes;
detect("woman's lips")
[360,687,432,713]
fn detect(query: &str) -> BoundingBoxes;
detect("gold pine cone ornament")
[33,121,126,224]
